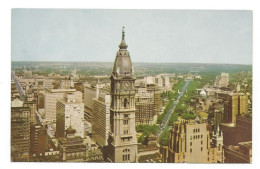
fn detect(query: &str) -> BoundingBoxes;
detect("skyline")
[12,9,252,64]
[11,60,252,65]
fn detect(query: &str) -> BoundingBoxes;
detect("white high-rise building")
[92,88,111,146]
[215,73,229,87]
[56,93,84,138]
[44,88,82,122]
[163,76,170,88]
[84,83,105,122]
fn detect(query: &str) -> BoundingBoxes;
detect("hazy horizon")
[11,60,252,65]
[12,9,252,64]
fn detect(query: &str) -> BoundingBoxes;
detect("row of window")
[121,137,131,142]
[193,128,200,133]
[190,141,203,146]
[190,147,203,153]
[190,134,203,140]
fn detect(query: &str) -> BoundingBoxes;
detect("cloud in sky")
[11,9,252,64]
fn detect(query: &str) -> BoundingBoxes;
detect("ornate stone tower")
[107,27,138,162]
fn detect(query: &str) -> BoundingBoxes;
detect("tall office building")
[238,94,248,115]
[44,88,80,122]
[155,76,163,87]
[224,94,238,123]
[215,73,229,87]
[84,83,105,122]
[107,27,138,162]
[224,93,248,124]
[30,122,48,155]
[166,120,216,163]
[11,107,31,161]
[92,88,111,146]
[56,93,84,138]
[235,114,252,144]
[135,87,156,125]
[162,76,170,88]
[147,84,162,115]
[213,109,224,132]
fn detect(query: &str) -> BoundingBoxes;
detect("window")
[198,135,200,139]
[123,119,128,125]
[198,128,200,132]
[124,98,127,108]
[201,141,203,145]
[123,149,130,162]
[193,129,195,133]
[190,142,192,146]
[201,134,203,138]
[201,147,203,151]
[124,130,129,135]
[190,148,192,153]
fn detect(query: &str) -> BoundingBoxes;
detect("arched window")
[124,98,127,108]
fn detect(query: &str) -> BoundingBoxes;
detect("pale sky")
[11,9,252,64]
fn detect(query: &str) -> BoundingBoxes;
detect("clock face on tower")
[122,82,130,91]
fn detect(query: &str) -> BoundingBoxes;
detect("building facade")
[92,88,111,146]
[223,93,248,124]
[30,123,48,155]
[11,107,31,161]
[224,141,252,163]
[166,120,217,163]
[56,93,84,138]
[215,73,229,87]
[58,127,86,162]
[83,83,105,122]
[135,87,156,125]
[44,88,80,122]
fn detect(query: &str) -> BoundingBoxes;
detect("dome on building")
[112,27,133,77]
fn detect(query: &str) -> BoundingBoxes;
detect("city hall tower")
[107,27,138,162]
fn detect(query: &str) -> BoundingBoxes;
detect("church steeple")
[119,26,128,49]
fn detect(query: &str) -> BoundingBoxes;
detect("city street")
[157,79,191,137]
[11,71,25,100]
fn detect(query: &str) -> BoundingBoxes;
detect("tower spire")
[119,26,127,49]
[122,26,125,40]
